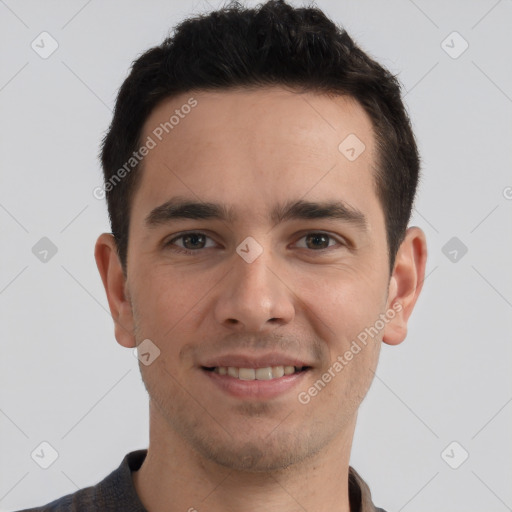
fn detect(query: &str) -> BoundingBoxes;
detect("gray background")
[1,0,511,510]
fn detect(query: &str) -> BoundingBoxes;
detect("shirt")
[16,449,388,512]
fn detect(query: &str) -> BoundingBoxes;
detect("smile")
[201,364,310,400]
[204,365,309,381]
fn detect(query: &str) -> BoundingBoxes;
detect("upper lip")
[200,353,312,369]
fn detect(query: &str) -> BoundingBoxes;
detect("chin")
[197,440,307,472]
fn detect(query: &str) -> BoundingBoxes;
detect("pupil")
[308,233,328,249]
[184,233,204,249]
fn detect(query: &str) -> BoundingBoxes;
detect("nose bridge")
[214,237,294,330]
[235,241,276,298]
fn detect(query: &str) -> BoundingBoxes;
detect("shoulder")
[12,450,148,512]
[13,486,98,511]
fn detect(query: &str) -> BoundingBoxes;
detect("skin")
[95,86,427,512]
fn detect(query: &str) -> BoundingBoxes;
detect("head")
[95,0,427,472]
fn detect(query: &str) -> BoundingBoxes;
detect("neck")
[133,403,357,512]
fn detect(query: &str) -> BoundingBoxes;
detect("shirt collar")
[348,465,382,512]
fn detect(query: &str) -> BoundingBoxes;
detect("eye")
[163,231,346,255]
[164,232,217,254]
[294,232,344,251]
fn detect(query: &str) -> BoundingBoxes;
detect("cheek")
[301,271,383,403]
[294,264,387,341]
[131,267,208,344]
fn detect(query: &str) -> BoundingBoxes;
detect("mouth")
[202,365,311,381]
[200,364,311,400]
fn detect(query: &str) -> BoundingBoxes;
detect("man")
[19,0,427,510]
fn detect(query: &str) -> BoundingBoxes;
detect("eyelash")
[164,231,346,255]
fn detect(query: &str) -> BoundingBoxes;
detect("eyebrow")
[145,195,368,231]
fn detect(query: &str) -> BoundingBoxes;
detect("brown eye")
[295,232,342,251]
[164,232,217,254]
[181,233,207,250]
[305,233,330,249]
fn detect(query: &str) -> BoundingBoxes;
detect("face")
[103,86,408,471]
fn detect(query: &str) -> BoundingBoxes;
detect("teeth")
[212,365,303,380]
[272,365,285,378]
[255,367,272,380]
[239,368,255,380]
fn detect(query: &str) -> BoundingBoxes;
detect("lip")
[201,366,310,400]
[199,352,312,369]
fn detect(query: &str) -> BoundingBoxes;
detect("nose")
[213,245,295,332]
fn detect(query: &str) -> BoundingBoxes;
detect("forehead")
[133,86,380,226]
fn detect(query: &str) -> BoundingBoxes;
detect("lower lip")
[201,368,309,400]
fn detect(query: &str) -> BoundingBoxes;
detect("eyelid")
[164,231,218,250]
[164,230,348,253]
[291,231,348,250]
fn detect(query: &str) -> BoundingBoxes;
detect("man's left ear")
[382,226,427,346]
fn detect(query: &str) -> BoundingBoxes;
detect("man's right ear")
[94,233,136,348]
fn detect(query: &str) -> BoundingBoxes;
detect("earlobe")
[94,233,136,348]
[382,226,427,346]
